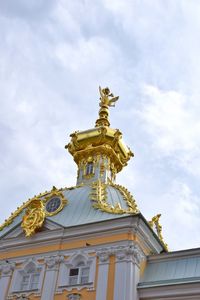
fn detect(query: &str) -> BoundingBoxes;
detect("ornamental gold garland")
[90,180,139,215]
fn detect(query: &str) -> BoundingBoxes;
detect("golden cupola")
[66,86,133,186]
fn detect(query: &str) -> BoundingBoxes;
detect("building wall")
[0,230,146,300]
[0,216,165,300]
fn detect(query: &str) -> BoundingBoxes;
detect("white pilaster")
[113,244,144,300]
[41,255,63,300]
[0,261,15,300]
[96,248,111,300]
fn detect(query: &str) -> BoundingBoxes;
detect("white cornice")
[0,216,164,256]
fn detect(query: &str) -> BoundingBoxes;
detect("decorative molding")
[96,248,111,263]
[44,255,64,270]
[16,295,29,300]
[96,243,145,266]
[0,261,15,275]
[113,244,144,265]
[67,294,81,300]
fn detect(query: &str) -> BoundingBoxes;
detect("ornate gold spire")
[95,86,119,127]
[66,86,133,185]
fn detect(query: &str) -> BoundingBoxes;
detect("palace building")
[0,87,200,300]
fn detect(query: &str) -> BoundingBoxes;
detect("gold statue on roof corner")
[149,214,168,251]
[99,86,119,107]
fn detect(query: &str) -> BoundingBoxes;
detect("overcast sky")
[1,0,200,251]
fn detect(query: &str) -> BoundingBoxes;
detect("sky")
[0,0,200,251]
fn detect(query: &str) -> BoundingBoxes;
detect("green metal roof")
[0,184,134,238]
[139,252,200,287]
[47,185,131,227]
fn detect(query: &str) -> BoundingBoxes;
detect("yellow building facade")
[0,87,199,300]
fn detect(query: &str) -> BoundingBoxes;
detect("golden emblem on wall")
[21,199,45,237]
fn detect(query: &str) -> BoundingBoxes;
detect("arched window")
[57,252,96,292]
[69,261,90,285]
[10,259,43,294]
[85,162,93,175]
[20,262,41,291]
[20,270,40,291]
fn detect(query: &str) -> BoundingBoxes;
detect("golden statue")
[95,86,119,127]
[99,86,119,107]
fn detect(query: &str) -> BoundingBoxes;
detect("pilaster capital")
[44,255,64,270]
[113,244,145,265]
[0,261,15,276]
[96,248,111,263]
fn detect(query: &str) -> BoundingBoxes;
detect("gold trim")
[90,181,139,215]
[111,182,139,214]
[149,214,168,251]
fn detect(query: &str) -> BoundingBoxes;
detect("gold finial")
[95,86,119,127]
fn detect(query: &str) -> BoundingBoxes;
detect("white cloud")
[138,84,200,176]
[0,0,200,251]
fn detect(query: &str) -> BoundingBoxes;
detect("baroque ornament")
[0,186,68,237]
[21,199,45,237]
[90,180,139,215]
[149,214,168,251]
[0,189,51,232]
[21,187,68,237]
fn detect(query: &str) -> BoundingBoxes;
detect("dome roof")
[0,86,167,251]
[0,183,138,238]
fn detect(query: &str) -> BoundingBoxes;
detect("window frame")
[57,253,96,292]
[20,270,40,291]
[68,263,90,285]
[9,259,44,296]
[85,162,94,176]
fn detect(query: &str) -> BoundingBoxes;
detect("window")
[85,162,93,175]
[20,272,40,291]
[45,197,61,213]
[57,253,96,292]
[10,260,43,294]
[69,262,90,285]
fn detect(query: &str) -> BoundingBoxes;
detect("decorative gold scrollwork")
[21,199,45,237]
[149,214,168,251]
[21,187,68,237]
[90,180,139,215]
